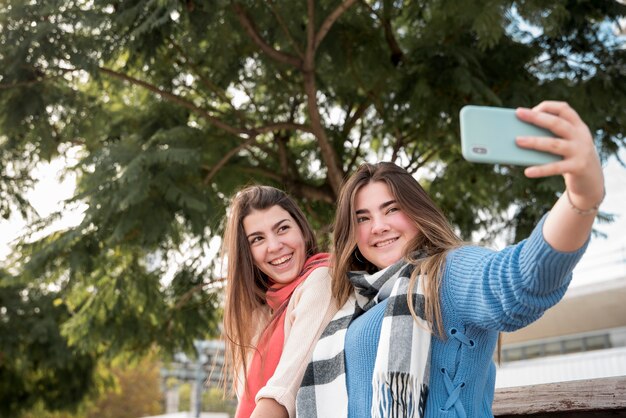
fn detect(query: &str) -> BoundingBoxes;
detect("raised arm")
[515,101,605,251]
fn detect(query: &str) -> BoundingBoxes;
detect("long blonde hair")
[332,162,462,337]
[221,185,318,394]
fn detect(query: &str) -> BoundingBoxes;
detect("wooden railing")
[494,376,626,417]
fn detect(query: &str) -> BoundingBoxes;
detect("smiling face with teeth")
[243,205,307,287]
[354,181,421,270]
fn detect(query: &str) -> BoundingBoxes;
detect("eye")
[386,206,399,215]
[277,224,290,233]
[356,215,369,224]
[249,236,263,245]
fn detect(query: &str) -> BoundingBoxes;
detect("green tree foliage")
[82,355,164,418]
[177,384,237,416]
[19,353,165,418]
[1,0,625,414]
[0,271,96,417]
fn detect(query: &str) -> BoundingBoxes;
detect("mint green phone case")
[459,105,562,166]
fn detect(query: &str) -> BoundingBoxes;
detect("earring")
[354,248,365,263]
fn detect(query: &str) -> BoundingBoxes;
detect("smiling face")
[243,205,307,287]
[354,181,420,270]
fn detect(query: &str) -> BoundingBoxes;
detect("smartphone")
[459,105,562,166]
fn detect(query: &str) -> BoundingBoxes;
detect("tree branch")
[294,185,335,204]
[314,0,359,51]
[0,79,43,89]
[267,1,304,58]
[282,100,315,179]
[346,120,365,173]
[303,0,344,196]
[0,66,76,90]
[232,2,303,69]
[172,282,209,311]
[203,136,257,185]
[405,140,422,171]
[169,40,248,123]
[306,0,316,63]
[98,66,252,138]
[254,122,314,135]
[237,166,283,182]
[342,99,371,136]
[406,144,439,174]
[235,165,335,204]
[101,67,311,144]
[303,77,343,195]
[276,132,290,177]
[391,129,406,162]
[236,78,260,112]
[358,0,404,65]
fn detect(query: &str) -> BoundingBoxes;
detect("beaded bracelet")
[565,188,605,216]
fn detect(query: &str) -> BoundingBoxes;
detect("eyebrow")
[246,218,291,239]
[355,200,397,215]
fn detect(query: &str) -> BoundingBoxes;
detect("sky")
[570,149,626,286]
[0,150,84,264]
[1,150,625,288]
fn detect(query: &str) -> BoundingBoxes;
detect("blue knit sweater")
[344,216,588,417]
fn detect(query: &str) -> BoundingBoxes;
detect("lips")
[373,237,399,248]
[269,253,293,266]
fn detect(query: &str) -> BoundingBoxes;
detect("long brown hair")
[221,185,318,395]
[333,162,462,338]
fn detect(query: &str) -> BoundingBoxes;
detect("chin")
[279,273,298,284]
[381,256,401,268]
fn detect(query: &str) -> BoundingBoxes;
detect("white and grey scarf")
[296,258,431,418]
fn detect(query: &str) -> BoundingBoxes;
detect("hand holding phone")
[459,105,563,166]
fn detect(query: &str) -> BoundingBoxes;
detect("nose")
[370,215,389,235]
[266,235,283,253]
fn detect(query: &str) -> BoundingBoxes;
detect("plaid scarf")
[296,258,431,418]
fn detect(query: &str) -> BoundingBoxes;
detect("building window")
[563,338,584,354]
[543,341,562,356]
[524,344,543,360]
[584,334,610,351]
[502,332,614,362]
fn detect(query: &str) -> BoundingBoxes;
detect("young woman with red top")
[222,185,337,418]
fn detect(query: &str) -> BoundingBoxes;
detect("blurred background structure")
[497,274,626,387]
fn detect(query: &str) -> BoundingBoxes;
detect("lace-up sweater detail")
[439,329,473,417]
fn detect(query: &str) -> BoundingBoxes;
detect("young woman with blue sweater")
[296,101,605,417]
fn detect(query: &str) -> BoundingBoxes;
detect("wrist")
[565,188,605,215]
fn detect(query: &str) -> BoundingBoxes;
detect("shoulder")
[296,266,331,290]
[307,265,331,281]
[446,245,494,270]
[290,266,333,307]
[439,245,496,299]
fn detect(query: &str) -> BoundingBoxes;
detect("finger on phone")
[532,101,583,126]
[524,160,569,178]
[516,108,573,138]
[516,136,570,157]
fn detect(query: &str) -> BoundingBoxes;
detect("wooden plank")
[493,376,626,416]
[496,410,626,417]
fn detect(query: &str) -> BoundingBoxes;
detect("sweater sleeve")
[443,213,590,332]
[254,266,337,418]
